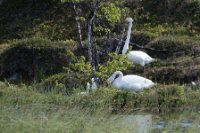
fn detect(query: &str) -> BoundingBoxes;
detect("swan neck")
[122,21,133,55]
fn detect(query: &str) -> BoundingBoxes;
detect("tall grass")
[1,81,200,132]
[1,81,200,111]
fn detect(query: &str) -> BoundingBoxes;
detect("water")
[115,115,152,133]
[1,104,200,133]
[110,113,200,133]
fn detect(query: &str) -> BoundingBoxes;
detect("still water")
[1,104,200,133]
[108,112,200,133]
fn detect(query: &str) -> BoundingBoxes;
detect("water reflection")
[152,121,165,129]
[115,114,200,133]
[118,115,152,133]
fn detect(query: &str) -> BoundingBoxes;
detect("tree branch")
[87,0,101,76]
[115,22,126,54]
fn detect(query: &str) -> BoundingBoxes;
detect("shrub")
[96,53,133,81]
[156,85,186,109]
[38,55,91,93]
[0,38,77,82]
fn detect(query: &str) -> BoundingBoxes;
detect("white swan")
[122,17,155,67]
[127,51,155,67]
[107,71,155,92]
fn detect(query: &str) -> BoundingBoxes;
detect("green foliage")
[38,73,74,94]
[101,3,122,26]
[157,85,186,108]
[0,0,87,42]
[141,0,200,32]
[93,1,126,36]
[1,0,199,43]
[31,21,70,41]
[67,56,91,75]
[96,53,133,80]
[38,54,92,93]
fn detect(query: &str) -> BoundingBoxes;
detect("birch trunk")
[87,0,101,76]
[73,3,83,48]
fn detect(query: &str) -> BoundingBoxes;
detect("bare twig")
[115,22,126,54]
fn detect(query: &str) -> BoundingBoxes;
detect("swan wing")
[121,75,155,90]
[128,51,154,65]
[122,75,151,83]
[124,83,144,91]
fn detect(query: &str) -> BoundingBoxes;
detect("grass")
[1,81,200,132]
[0,104,145,133]
[1,105,200,133]
[1,81,200,112]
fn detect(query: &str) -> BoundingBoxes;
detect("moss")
[146,55,200,84]
[0,38,77,82]
[146,36,200,59]
[131,31,155,46]
[148,64,200,84]
[38,72,90,94]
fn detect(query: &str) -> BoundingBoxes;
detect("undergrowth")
[1,81,200,112]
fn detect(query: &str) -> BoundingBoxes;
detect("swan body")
[122,17,155,67]
[107,71,155,92]
[127,51,155,67]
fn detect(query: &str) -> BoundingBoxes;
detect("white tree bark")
[73,3,83,48]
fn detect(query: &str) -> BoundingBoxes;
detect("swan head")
[125,17,133,23]
[107,71,123,84]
